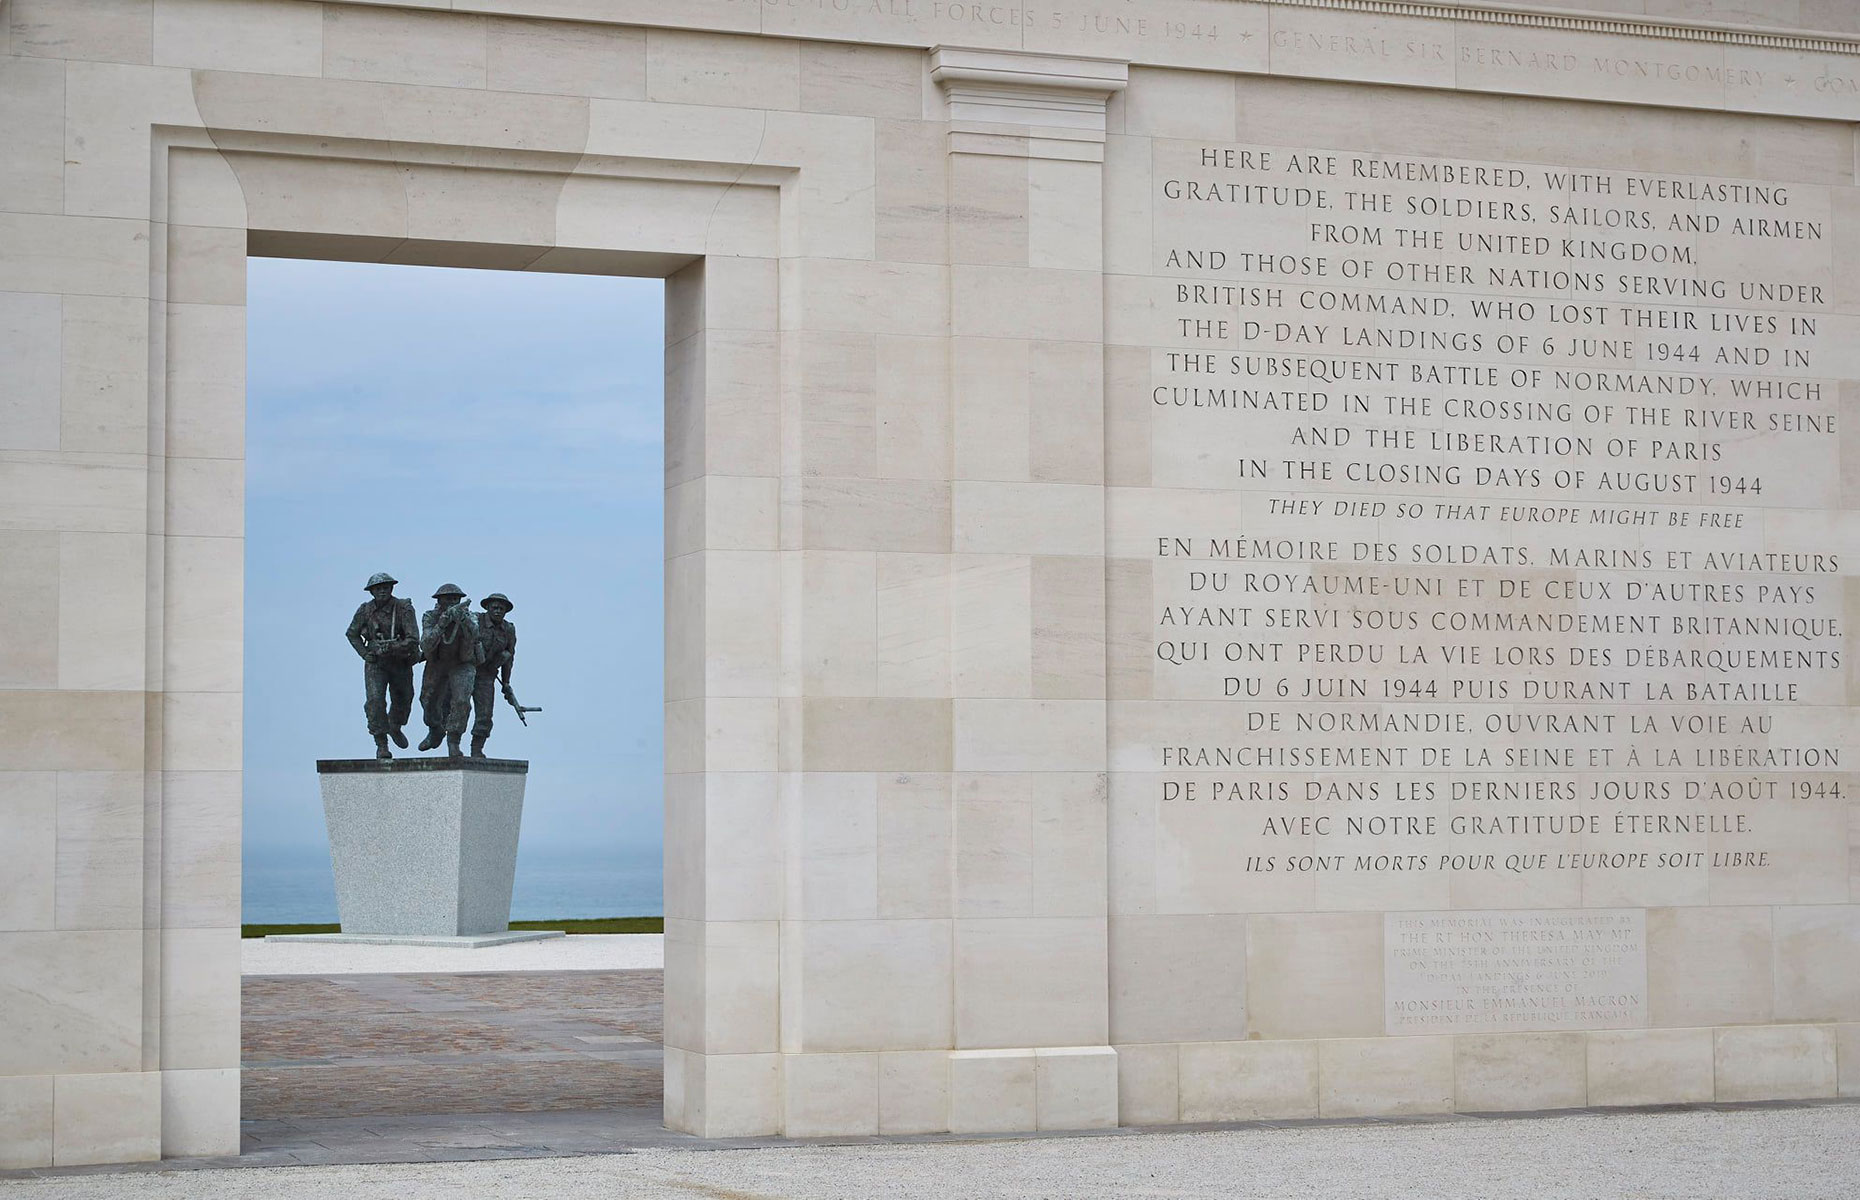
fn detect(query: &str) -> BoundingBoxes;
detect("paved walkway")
[240,933,663,975]
[243,969,662,1124]
[7,1104,1858,1198]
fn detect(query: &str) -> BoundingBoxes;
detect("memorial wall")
[5,0,1860,1167]
[1105,105,1858,1116]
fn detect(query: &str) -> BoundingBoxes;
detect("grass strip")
[241,916,664,938]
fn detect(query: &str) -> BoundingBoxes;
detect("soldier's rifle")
[501,680,542,726]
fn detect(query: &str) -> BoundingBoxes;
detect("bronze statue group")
[344,572,534,760]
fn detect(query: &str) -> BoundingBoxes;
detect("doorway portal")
[239,259,667,1145]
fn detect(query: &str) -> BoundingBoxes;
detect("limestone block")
[154,0,322,76]
[0,213,149,299]
[0,291,60,451]
[1029,159,1102,273]
[955,916,1107,1049]
[164,302,245,461]
[0,56,64,215]
[874,119,947,265]
[317,760,530,938]
[160,927,239,1070]
[1109,915,1247,1045]
[953,700,1105,773]
[57,533,146,692]
[1114,1042,1178,1126]
[1035,1046,1117,1130]
[785,919,952,1053]
[9,0,152,64]
[951,555,1032,698]
[1838,1024,1860,1098]
[160,771,241,929]
[0,531,58,686]
[324,7,486,89]
[949,1048,1035,1134]
[54,772,142,930]
[60,295,150,454]
[1646,906,1774,1027]
[63,62,201,220]
[160,1067,238,1157]
[875,552,952,696]
[679,1051,781,1138]
[646,29,798,111]
[786,772,878,921]
[952,772,1105,919]
[1319,1036,1454,1118]
[1586,1028,1715,1107]
[783,1052,878,1137]
[161,692,240,773]
[1246,913,1383,1040]
[1117,67,1236,140]
[0,1075,53,1169]
[52,1072,159,1167]
[875,775,953,919]
[663,918,779,1055]
[1177,1039,1319,1122]
[0,692,143,773]
[799,551,878,696]
[1454,1033,1586,1112]
[799,43,922,120]
[879,1050,949,1134]
[486,17,645,99]
[954,481,1102,556]
[0,773,56,932]
[801,697,951,773]
[1030,555,1104,696]
[162,535,243,695]
[165,458,244,540]
[1774,907,1860,1022]
[1714,1025,1838,1102]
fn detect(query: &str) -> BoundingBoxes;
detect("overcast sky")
[243,259,664,861]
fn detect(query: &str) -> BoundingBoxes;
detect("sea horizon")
[243,843,664,924]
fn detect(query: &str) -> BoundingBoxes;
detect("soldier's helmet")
[432,582,466,599]
[364,572,398,590]
[482,593,513,612]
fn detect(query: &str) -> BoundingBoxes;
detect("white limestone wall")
[3,0,1860,1169]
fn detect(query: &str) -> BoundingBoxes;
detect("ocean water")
[243,844,663,924]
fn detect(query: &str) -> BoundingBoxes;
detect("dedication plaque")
[1384,909,1646,1035]
[1116,141,1851,920]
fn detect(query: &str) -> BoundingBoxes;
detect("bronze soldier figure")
[416,582,482,758]
[469,593,518,758]
[344,572,419,759]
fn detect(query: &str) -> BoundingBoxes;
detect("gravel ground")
[240,934,663,975]
[8,1105,1857,1199]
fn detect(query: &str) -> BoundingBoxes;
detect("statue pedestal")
[269,758,562,948]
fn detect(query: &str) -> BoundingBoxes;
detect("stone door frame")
[152,122,791,1153]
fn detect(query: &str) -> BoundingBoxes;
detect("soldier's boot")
[418,728,443,752]
[373,735,392,760]
[469,735,488,759]
[390,727,409,749]
[446,732,463,759]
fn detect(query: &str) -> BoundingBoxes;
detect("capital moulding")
[930,47,1130,139]
[1251,0,1860,56]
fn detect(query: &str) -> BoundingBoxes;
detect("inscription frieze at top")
[375,0,1860,120]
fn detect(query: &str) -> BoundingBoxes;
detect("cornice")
[1257,0,1860,56]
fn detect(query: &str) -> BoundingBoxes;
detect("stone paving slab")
[242,969,663,1121]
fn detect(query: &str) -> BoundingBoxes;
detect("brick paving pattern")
[242,969,663,1120]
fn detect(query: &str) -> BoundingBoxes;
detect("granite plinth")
[315,759,535,941]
